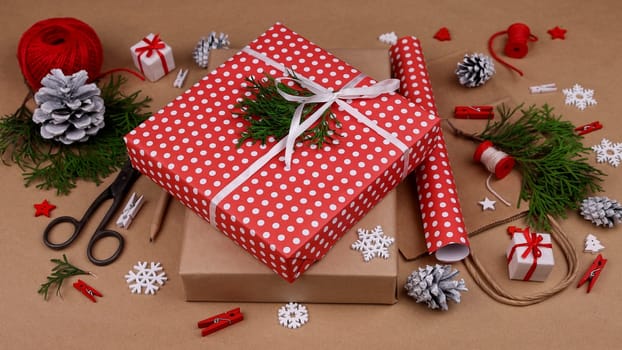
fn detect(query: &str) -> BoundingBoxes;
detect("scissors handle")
[86,229,125,266]
[43,216,83,249]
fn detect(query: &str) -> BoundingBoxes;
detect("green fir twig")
[234,74,342,148]
[38,254,91,300]
[453,104,605,230]
[0,75,151,195]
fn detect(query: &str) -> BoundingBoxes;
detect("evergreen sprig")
[0,75,151,195]
[475,104,605,230]
[38,254,90,300]
[234,74,342,148]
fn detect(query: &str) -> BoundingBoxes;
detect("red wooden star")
[547,26,567,40]
[34,199,56,217]
[433,27,451,41]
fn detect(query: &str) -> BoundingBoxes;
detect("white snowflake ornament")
[351,225,395,262]
[562,84,597,110]
[378,32,398,45]
[592,138,622,167]
[277,302,309,329]
[124,261,168,295]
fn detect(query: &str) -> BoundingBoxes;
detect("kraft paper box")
[180,190,398,304]
[125,23,441,282]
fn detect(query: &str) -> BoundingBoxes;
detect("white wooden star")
[478,197,496,211]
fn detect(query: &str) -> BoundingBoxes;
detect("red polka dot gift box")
[125,23,466,282]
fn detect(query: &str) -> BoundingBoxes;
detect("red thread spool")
[488,22,538,76]
[504,23,537,58]
[17,17,104,91]
[473,140,515,179]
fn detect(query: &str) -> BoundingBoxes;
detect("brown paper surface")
[180,191,397,304]
[2,1,621,349]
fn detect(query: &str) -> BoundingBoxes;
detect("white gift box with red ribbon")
[506,227,554,282]
[125,24,461,282]
[130,33,175,82]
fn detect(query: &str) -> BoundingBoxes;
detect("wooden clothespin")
[574,121,603,136]
[173,68,189,88]
[454,105,494,119]
[197,308,244,336]
[73,279,102,302]
[529,83,557,94]
[577,254,607,293]
[115,192,145,229]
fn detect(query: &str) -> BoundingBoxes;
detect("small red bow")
[507,227,552,281]
[134,34,169,75]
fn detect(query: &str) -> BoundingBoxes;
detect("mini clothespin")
[115,192,145,229]
[574,121,603,136]
[173,68,189,88]
[73,279,102,302]
[577,254,607,293]
[197,308,244,336]
[529,83,557,94]
[454,105,494,119]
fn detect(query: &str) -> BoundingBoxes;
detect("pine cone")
[193,38,211,69]
[32,69,105,145]
[193,32,230,69]
[580,196,622,228]
[404,264,467,311]
[206,31,230,49]
[455,53,495,88]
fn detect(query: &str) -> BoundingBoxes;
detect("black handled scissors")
[43,161,141,266]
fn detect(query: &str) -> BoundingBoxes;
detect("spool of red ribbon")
[488,22,538,76]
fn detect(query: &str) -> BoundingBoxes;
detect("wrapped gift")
[180,189,398,304]
[125,23,441,282]
[506,227,554,281]
[130,33,175,82]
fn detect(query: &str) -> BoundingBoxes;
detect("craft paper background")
[2,1,621,349]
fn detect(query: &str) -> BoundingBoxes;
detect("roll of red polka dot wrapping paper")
[125,23,444,282]
[390,36,470,261]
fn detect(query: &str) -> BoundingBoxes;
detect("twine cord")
[464,211,579,306]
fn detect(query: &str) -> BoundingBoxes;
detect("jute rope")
[463,211,579,306]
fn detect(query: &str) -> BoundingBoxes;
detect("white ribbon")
[209,47,411,224]
[274,74,400,169]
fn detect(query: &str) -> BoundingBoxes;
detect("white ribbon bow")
[274,74,400,169]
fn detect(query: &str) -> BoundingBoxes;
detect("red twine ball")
[17,17,104,91]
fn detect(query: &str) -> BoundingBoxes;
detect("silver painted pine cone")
[193,32,230,69]
[32,69,105,145]
[580,196,622,228]
[405,264,468,311]
[455,53,495,88]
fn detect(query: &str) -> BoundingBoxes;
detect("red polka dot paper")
[125,24,441,281]
[390,36,470,261]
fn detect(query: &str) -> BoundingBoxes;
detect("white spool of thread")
[473,140,515,179]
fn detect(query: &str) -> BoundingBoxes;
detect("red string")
[95,68,145,82]
[17,17,144,92]
[487,23,538,77]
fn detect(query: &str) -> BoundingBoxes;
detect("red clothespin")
[198,308,244,336]
[454,106,494,119]
[577,254,607,293]
[574,121,602,136]
[72,279,102,302]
